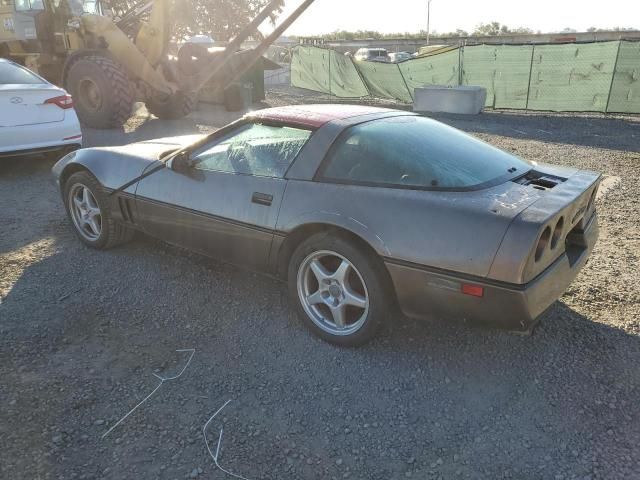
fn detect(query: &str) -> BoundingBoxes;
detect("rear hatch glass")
[321,116,532,190]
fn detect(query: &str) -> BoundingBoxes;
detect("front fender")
[51,147,158,194]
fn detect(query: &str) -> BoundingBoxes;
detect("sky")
[274,0,639,36]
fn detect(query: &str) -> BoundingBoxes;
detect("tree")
[472,21,533,36]
[472,21,504,36]
[182,0,284,40]
[588,26,637,32]
[110,0,284,41]
[435,28,469,37]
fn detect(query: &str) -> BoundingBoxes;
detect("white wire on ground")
[102,348,196,439]
[203,399,254,480]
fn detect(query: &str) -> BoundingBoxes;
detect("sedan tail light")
[44,94,74,109]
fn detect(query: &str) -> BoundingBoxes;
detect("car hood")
[52,134,205,192]
[98,134,205,161]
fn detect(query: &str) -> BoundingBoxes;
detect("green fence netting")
[399,49,460,93]
[461,44,533,109]
[291,46,332,95]
[527,41,619,112]
[329,51,370,98]
[291,46,368,97]
[356,61,413,103]
[290,42,640,113]
[608,41,640,113]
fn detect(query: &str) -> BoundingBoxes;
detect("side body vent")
[118,196,136,224]
[513,170,566,191]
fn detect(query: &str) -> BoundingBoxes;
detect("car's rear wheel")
[63,171,133,249]
[288,233,389,346]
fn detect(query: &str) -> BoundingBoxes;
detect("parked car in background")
[354,48,390,63]
[0,58,82,158]
[389,52,412,63]
[52,105,600,346]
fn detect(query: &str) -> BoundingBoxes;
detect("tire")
[66,55,134,128]
[63,171,134,249]
[145,91,196,120]
[0,43,9,59]
[288,232,390,346]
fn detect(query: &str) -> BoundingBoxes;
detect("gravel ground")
[1,93,639,480]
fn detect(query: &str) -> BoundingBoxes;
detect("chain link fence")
[291,41,640,114]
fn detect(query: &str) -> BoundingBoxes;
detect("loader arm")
[134,0,171,65]
[174,0,317,94]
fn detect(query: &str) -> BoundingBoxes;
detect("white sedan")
[0,58,82,157]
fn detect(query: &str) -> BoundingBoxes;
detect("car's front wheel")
[288,233,390,346]
[63,171,133,249]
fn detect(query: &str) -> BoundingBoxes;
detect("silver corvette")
[52,105,601,345]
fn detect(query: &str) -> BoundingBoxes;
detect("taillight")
[44,94,74,109]
[550,217,564,250]
[534,226,552,262]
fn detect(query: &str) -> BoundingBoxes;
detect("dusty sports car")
[52,105,600,346]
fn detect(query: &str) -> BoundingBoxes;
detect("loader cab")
[64,0,102,16]
[11,0,104,46]
[13,0,102,15]
[13,0,45,14]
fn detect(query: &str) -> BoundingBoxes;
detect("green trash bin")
[224,82,254,112]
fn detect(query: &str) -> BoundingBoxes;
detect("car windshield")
[321,116,532,190]
[0,62,46,85]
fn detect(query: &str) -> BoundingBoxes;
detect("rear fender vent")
[118,196,135,224]
[514,170,566,191]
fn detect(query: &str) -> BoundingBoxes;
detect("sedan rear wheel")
[289,233,389,346]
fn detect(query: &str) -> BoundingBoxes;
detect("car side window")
[192,123,312,178]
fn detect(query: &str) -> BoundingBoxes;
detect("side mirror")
[170,150,194,174]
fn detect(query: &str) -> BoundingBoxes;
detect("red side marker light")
[462,283,484,297]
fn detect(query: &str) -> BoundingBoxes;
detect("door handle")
[251,192,273,206]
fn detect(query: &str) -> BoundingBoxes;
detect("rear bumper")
[386,213,598,332]
[0,112,82,155]
[0,143,81,158]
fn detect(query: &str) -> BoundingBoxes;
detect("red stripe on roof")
[246,104,392,128]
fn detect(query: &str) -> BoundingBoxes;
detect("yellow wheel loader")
[0,0,315,128]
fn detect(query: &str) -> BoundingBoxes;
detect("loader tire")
[145,91,197,120]
[66,55,134,129]
[0,43,9,59]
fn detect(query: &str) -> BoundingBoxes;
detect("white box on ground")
[413,86,487,114]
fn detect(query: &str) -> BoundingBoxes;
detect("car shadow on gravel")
[2,237,639,479]
[0,152,62,176]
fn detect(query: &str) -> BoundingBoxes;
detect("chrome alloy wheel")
[68,183,102,241]
[297,250,370,336]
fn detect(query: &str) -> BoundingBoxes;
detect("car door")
[134,122,312,272]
